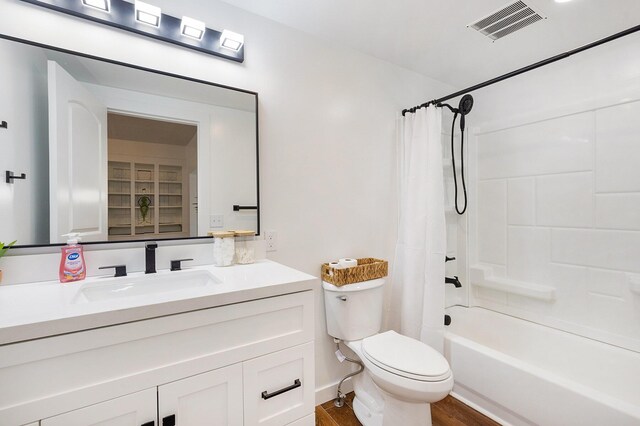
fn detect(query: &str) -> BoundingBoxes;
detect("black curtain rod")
[402,23,640,116]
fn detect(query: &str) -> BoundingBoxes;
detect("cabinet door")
[243,342,315,426]
[41,388,156,426]
[158,363,243,426]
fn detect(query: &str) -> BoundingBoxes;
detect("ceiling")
[108,113,197,146]
[220,0,640,88]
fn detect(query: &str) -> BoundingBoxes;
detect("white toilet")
[323,278,453,426]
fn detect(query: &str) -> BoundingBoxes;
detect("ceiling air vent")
[468,0,545,41]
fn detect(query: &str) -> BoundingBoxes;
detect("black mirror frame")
[0,33,260,249]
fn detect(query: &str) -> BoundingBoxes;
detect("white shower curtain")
[390,106,446,353]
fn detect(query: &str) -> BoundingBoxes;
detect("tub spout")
[446,276,462,288]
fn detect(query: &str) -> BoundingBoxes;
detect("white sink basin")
[73,270,220,303]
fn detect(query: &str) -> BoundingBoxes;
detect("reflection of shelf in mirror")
[108,206,131,209]
[108,179,130,182]
[160,206,182,208]
[159,193,182,196]
[109,224,131,228]
[135,193,155,195]
[159,181,181,184]
[109,192,131,195]
[159,222,182,226]
[135,180,154,183]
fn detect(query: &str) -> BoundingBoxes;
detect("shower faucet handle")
[337,295,347,301]
[445,256,456,263]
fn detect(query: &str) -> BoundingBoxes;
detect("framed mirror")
[0,35,259,248]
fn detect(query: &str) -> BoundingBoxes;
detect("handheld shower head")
[458,94,474,131]
[458,94,474,116]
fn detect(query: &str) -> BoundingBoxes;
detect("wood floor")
[315,392,500,426]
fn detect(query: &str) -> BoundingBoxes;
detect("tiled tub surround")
[473,100,640,352]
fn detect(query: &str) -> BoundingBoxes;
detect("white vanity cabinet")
[41,388,157,426]
[158,363,244,425]
[1,289,315,426]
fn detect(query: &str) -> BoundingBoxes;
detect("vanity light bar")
[19,0,244,63]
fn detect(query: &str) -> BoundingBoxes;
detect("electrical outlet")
[209,215,224,228]
[265,230,277,252]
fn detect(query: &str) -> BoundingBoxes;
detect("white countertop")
[0,260,317,346]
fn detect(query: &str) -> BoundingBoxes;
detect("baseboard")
[315,378,354,406]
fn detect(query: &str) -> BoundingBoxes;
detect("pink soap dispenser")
[59,233,86,283]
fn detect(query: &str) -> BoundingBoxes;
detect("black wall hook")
[6,171,26,184]
[0,121,7,129]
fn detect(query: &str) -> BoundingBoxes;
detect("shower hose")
[451,112,468,215]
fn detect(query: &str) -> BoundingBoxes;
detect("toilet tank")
[323,278,385,341]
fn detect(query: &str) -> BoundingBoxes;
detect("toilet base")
[350,359,435,426]
[353,388,433,426]
[353,394,382,426]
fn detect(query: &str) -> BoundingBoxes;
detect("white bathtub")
[443,306,640,426]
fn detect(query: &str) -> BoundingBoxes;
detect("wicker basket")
[321,258,388,286]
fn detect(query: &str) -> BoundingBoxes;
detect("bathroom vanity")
[0,261,316,426]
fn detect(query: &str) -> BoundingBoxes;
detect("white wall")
[208,106,257,232]
[468,32,640,352]
[0,40,49,245]
[0,0,454,400]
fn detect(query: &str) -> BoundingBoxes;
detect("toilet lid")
[362,331,451,382]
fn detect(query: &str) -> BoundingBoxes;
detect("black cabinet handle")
[162,414,175,426]
[141,422,155,426]
[261,379,301,400]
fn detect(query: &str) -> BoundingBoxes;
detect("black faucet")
[145,242,158,274]
[445,276,462,288]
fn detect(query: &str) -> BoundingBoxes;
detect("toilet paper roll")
[328,261,344,277]
[339,258,358,268]
[328,261,344,269]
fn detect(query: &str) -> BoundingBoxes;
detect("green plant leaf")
[0,240,17,259]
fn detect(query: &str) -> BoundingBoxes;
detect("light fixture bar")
[19,0,244,63]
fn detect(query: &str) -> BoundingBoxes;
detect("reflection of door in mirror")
[107,113,197,241]
[48,61,108,244]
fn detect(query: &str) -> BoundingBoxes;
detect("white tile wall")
[477,180,506,265]
[595,194,640,230]
[474,103,640,352]
[587,268,627,299]
[476,112,594,180]
[507,178,535,225]
[536,172,594,228]
[595,101,640,193]
[507,227,550,283]
[551,229,640,273]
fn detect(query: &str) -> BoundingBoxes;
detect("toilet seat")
[362,331,451,382]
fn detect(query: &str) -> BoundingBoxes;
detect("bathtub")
[443,306,640,426]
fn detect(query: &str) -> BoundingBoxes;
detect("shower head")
[458,94,474,131]
[458,94,474,116]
